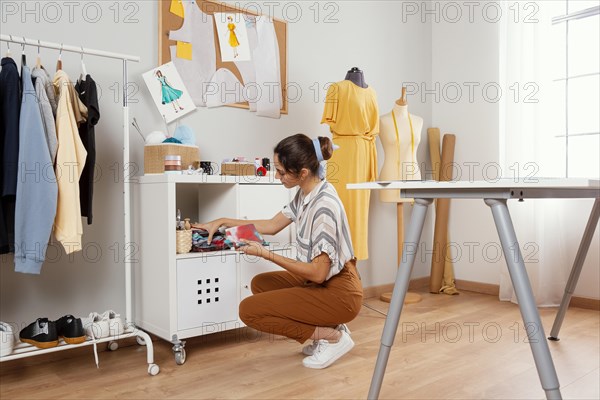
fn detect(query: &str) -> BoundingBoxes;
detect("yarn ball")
[163,137,183,144]
[173,125,196,146]
[145,131,168,144]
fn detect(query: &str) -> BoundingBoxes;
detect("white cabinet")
[133,174,293,361]
[176,256,238,331]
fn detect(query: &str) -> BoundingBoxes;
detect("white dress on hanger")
[253,17,282,119]
[234,17,259,111]
[169,0,216,107]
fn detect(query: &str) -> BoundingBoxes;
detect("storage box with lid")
[144,144,199,174]
[220,162,255,176]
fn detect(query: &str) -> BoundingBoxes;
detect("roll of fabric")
[430,134,455,293]
[428,128,459,295]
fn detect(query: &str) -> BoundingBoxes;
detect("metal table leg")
[368,198,432,400]
[549,198,600,341]
[485,199,562,400]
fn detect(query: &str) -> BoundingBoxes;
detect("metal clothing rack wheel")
[0,34,158,376]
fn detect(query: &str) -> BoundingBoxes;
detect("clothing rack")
[0,34,158,375]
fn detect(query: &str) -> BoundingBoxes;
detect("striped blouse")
[281,180,354,280]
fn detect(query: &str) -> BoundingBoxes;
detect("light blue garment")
[14,65,58,274]
[31,67,58,163]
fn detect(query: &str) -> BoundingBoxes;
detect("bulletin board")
[159,0,288,114]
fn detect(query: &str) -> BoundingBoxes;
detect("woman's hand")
[238,239,268,258]
[192,219,222,244]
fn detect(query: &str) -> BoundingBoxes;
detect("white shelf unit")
[133,174,294,364]
[0,35,158,376]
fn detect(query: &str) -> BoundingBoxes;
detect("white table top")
[348,178,600,199]
[348,178,599,190]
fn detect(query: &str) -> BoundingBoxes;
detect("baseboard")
[570,296,600,311]
[455,279,499,296]
[363,276,428,299]
[364,277,600,311]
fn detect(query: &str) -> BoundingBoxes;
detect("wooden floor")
[1,289,598,399]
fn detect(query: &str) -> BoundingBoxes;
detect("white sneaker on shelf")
[100,310,124,336]
[302,330,355,369]
[81,312,110,339]
[0,322,15,357]
[302,324,351,356]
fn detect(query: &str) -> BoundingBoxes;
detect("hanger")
[36,40,41,69]
[395,87,407,106]
[56,43,63,71]
[21,37,26,67]
[79,45,87,81]
[5,35,12,58]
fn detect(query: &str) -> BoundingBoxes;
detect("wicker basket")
[175,230,193,254]
[144,144,200,174]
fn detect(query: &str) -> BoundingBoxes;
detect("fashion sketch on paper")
[155,70,184,113]
[227,15,240,58]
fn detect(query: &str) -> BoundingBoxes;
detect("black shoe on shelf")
[54,315,86,345]
[19,318,59,349]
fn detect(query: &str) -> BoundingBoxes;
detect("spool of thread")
[262,157,270,171]
[164,155,182,175]
[256,166,267,176]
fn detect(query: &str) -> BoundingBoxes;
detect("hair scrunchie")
[312,138,326,179]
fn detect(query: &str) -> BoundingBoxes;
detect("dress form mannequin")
[378,88,423,304]
[379,87,423,201]
[345,67,368,88]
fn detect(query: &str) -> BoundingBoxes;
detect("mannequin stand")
[380,203,422,304]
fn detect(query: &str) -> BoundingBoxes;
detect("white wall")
[430,2,505,285]
[0,1,432,326]
[429,0,599,299]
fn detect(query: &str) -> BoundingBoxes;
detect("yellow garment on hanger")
[170,0,184,18]
[321,80,379,260]
[176,41,193,60]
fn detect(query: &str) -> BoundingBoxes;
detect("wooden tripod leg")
[380,203,422,304]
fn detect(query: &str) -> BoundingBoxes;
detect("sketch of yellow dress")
[228,23,240,47]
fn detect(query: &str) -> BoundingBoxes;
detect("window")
[551,1,600,177]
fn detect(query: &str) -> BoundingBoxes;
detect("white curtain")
[499,1,570,306]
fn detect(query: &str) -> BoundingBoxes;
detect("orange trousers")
[239,260,363,343]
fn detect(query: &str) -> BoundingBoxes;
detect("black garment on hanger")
[75,75,100,225]
[0,57,21,254]
[345,67,368,88]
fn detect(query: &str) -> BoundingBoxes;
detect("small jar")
[164,155,182,175]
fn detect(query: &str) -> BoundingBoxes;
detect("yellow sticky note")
[170,0,184,18]
[176,41,193,60]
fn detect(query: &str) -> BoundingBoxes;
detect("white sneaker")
[302,324,351,356]
[302,330,355,369]
[100,310,124,336]
[81,312,110,339]
[0,322,15,357]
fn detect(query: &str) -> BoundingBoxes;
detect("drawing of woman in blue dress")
[156,70,184,112]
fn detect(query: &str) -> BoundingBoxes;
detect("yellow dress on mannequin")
[321,80,379,260]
